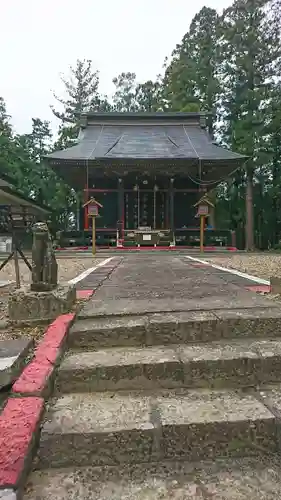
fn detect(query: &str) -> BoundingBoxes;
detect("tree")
[51,59,111,149]
[0,97,15,174]
[135,79,163,111]
[25,118,52,164]
[0,98,36,197]
[262,82,281,246]
[112,73,164,112]
[220,0,281,250]
[162,40,200,112]
[25,118,77,229]
[162,7,220,128]
[112,72,138,112]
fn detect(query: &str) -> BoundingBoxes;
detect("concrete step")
[24,455,281,499]
[38,388,277,469]
[0,337,33,390]
[56,339,281,393]
[68,308,281,349]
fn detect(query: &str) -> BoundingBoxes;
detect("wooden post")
[200,215,205,253]
[83,198,103,256]
[194,196,214,253]
[13,248,20,288]
[92,216,96,256]
[169,178,175,246]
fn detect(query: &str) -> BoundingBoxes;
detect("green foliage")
[51,59,112,149]
[162,0,281,249]
[0,101,75,232]
[162,7,220,131]
[112,72,164,112]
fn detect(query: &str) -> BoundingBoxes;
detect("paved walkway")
[79,254,278,317]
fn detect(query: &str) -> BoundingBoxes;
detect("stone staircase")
[26,307,281,497]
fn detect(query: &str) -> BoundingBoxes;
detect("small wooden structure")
[194,196,215,253]
[83,198,103,255]
[0,174,50,287]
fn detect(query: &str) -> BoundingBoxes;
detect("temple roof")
[47,112,246,163]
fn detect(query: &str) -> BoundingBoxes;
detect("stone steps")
[24,456,281,499]
[68,308,281,349]
[21,253,281,498]
[56,338,281,393]
[38,388,277,469]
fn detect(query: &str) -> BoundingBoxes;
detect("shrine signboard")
[197,204,209,217]
[83,198,103,255]
[88,204,99,217]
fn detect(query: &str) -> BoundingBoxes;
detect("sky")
[1,0,231,135]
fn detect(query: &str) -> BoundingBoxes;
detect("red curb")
[12,359,53,397]
[245,285,270,293]
[12,313,75,397]
[56,245,238,252]
[0,397,44,489]
[76,289,94,300]
[35,313,75,363]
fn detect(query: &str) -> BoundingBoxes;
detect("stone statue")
[31,222,58,292]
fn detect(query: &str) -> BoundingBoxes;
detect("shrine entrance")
[46,111,247,249]
[124,181,168,230]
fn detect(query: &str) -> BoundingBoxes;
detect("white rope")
[183,124,247,187]
[85,124,105,190]
[183,124,203,181]
[183,125,201,159]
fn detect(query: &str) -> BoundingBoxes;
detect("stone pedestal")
[8,284,76,323]
[270,277,281,294]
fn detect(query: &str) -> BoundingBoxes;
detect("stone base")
[8,284,76,322]
[270,277,281,294]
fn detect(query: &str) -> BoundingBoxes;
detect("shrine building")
[46,112,246,248]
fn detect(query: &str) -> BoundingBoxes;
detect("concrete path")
[79,254,277,316]
[24,254,281,500]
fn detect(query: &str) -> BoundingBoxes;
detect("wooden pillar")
[246,170,254,251]
[165,189,169,229]
[84,184,89,230]
[117,178,124,245]
[76,194,80,231]
[169,178,175,246]
[209,206,215,229]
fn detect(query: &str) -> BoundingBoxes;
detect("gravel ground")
[0,257,98,286]
[206,254,281,281]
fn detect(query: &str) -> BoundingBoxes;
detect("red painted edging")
[0,397,44,488]
[76,289,94,300]
[245,285,270,293]
[56,245,238,252]
[12,313,75,397]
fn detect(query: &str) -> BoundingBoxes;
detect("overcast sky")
[1,0,231,135]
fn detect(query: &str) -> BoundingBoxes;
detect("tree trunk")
[245,170,254,251]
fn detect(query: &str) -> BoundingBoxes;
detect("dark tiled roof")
[47,124,246,163]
